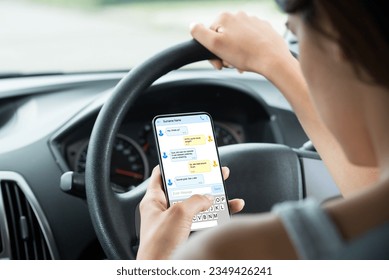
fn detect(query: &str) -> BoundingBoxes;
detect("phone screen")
[153,112,230,231]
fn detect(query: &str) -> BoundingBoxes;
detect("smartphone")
[153,112,230,231]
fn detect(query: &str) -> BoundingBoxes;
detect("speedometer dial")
[75,134,149,191]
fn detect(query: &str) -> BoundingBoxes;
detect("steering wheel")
[85,40,315,259]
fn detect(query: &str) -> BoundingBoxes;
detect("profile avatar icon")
[162,152,168,159]
[159,130,164,136]
[167,179,173,186]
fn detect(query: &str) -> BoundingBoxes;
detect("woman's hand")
[190,11,293,77]
[136,166,245,260]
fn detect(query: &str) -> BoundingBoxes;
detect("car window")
[1,0,285,74]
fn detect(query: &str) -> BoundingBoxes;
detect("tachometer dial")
[214,122,240,146]
[75,134,149,191]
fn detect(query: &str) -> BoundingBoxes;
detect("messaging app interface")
[155,114,230,231]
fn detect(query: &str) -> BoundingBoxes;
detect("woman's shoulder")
[273,193,389,259]
[324,180,389,258]
[273,199,344,259]
[325,179,389,241]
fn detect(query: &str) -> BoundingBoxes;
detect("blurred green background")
[3,0,283,72]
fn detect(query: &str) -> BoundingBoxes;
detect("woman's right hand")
[190,11,293,77]
[137,166,244,260]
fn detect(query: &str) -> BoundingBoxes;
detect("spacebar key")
[192,220,217,230]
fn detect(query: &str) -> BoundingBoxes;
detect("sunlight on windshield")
[1,0,285,73]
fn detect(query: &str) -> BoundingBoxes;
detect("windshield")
[2,0,285,74]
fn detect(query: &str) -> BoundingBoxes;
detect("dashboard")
[0,69,315,259]
[53,79,291,193]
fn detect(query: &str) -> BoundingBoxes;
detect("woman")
[137,0,389,259]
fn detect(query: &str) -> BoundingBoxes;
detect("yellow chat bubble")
[188,160,212,174]
[184,135,206,146]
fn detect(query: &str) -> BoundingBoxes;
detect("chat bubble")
[166,126,188,136]
[174,174,204,187]
[184,135,206,146]
[170,148,197,162]
[188,160,211,174]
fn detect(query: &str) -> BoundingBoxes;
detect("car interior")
[0,0,342,260]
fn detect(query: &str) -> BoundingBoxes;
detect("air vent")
[0,180,52,260]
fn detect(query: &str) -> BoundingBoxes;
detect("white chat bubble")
[166,126,188,136]
[170,148,197,162]
[174,174,204,187]
[171,186,212,198]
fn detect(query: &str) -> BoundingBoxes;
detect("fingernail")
[204,194,214,202]
[189,22,197,31]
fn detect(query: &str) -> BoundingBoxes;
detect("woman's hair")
[276,0,389,89]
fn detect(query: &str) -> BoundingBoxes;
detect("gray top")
[272,199,389,259]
